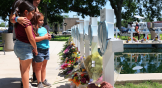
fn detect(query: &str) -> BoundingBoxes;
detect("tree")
[0,0,14,21]
[39,0,108,24]
[136,0,162,22]
[109,0,138,30]
[69,0,108,18]
[0,0,108,25]
[0,22,6,27]
[109,0,162,30]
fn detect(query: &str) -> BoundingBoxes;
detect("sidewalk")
[0,41,70,88]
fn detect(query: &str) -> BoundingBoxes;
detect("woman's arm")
[35,34,48,42]
[25,25,38,55]
[9,12,30,26]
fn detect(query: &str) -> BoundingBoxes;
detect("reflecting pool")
[114,49,162,74]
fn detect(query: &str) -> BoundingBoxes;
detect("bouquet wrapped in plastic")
[83,52,103,84]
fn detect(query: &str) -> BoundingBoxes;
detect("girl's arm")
[25,25,38,55]
[35,34,48,42]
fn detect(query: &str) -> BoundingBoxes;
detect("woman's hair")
[11,0,34,15]
[25,0,33,4]
[11,0,24,15]
[31,12,44,36]
[18,1,35,16]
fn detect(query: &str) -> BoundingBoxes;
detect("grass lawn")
[0,47,3,51]
[115,34,162,40]
[50,35,71,41]
[50,34,162,41]
[115,81,162,88]
[0,37,2,51]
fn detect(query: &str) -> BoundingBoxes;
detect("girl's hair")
[31,12,44,36]
[18,1,35,16]
[15,1,35,28]
[11,0,34,15]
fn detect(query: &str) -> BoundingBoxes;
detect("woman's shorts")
[14,40,33,60]
[33,48,49,63]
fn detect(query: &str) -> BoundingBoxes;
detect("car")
[62,29,71,35]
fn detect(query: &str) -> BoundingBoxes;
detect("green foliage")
[0,22,6,27]
[50,35,71,41]
[63,15,69,18]
[0,0,14,21]
[69,0,108,18]
[115,81,162,88]
[136,0,162,22]
[110,0,162,30]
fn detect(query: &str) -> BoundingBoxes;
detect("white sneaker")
[29,83,34,88]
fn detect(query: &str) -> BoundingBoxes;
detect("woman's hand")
[17,17,30,27]
[33,48,38,56]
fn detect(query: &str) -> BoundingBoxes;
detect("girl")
[31,12,51,88]
[10,0,41,87]
[13,1,37,88]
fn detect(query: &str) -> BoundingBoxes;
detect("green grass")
[115,34,162,40]
[0,47,3,51]
[50,35,71,41]
[115,81,162,88]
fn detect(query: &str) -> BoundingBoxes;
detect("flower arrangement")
[126,37,138,43]
[69,72,89,87]
[141,37,147,43]
[58,37,112,88]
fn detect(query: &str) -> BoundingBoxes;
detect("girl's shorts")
[14,40,33,60]
[33,48,49,63]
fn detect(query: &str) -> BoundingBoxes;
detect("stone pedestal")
[2,33,14,51]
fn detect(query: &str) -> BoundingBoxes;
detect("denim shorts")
[14,40,33,60]
[33,48,49,62]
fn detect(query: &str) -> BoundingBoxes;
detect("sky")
[0,1,114,25]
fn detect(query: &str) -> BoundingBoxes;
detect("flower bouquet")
[69,72,89,87]
[126,37,138,43]
[141,37,148,43]
[83,52,103,84]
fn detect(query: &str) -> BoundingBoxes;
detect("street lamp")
[64,23,67,37]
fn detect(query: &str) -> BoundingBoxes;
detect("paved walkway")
[0,41,70,88]
[1,41,162,88]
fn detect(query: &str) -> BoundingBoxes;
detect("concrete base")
[124,40,162,49]
[2,33,14,51]
[115,73,162,84]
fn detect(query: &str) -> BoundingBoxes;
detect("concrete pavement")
[0,41,70,88]
[1,41,162,88]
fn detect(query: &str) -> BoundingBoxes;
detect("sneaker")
[42,79,51,87]
[37,82,44,88]
[21,81,23,88]
[32,79,38,83]
[29,83,34,88]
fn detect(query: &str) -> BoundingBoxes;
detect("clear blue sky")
[61,1,115,22]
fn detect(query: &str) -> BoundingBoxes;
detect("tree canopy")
[109,0,162,29]
[0,0,108,24]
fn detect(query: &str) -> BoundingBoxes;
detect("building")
[63,18,79,31]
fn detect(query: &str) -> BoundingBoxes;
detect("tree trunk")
[52,22,55,33]
[43,3,48,25]
[116,6,122,31]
